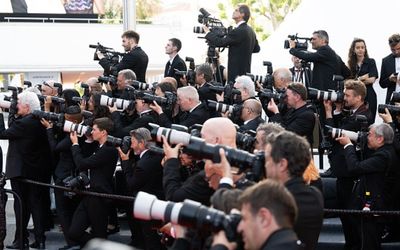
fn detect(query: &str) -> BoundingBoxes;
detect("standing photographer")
[204,4,260,83]
[97,30,149,82]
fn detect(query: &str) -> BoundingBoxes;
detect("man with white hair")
[0,91,52,249]
[233,75,256,103]
[177,86,209,127]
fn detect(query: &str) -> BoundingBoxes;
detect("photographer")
[164,38,187,87]
[323,79,372,249]
[204,4,260,83]
[176,86,210,127]
[107,69,137,98]
[211,180,300,250]
[335,123,399,249]
[239,99,264,132]
[195,63,219,102]
[68,117,118,247]
[117,128,164,249]
[97,30,148,82]
[268,83,316,146]
[289,30,346,91]
[290,56,311,88]
[232,75,256,103]
[379,33,400,104]
[0,91,52,249]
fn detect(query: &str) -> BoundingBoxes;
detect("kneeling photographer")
[267,83,316,146]
[68,117,118,247]
[335,123,399,249]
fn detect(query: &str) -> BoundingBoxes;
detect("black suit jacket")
[121,150,164,199]
[269,104,315,146]
[179,103,210,128]
[285,177,323,250]
[71,143,118,194]
[290,45,340,90]
[164,54,187,86]
[379,53,397,104]
[163,158,213,205]
[343,144,395,210]
[0,113,51,180]
[205,22,260,82]
[326,104,372,178]
[239,116,264,132]
[99,46,149,82]
[111,110,158,138]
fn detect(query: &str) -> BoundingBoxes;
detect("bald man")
[239,99,265,132]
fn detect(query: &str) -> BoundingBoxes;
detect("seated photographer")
[68,117,118,247]
[111,93,158,138]
[238,99,264,132]
[210,180,301,250]
[117,127,165,249]
[335,123,399,249]
[268,82,316,146]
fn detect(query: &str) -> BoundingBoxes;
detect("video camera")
[284,34,310,50]
[134,191,241,242]
[246,61,274,90]
[150,124,265,181]
[89,42,124,61]
[193,8,228,39]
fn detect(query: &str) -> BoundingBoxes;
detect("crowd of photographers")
[2,3,400,250]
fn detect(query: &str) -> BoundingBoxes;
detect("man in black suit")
[117,127,164,249]
[195,63,218,102]
[289,30,341,91]
[210,180,301,250]
[379,33,400,104]
[98,30,148,82]
[204,4,260,83]
[264,131,324,250]
[239,99,264,132]
[164,38,187,87]
[68,117,118,247]
[323,79,372,249]
[336,123,398,249]
[106,69,136,98]
[268,83,316,146]
[110,94,158,137]
[0,91,51,249]
[290,56,312,88]
[177,86,210,127]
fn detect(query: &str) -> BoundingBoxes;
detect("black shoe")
[29,241,45,249]
[6,241,29,249]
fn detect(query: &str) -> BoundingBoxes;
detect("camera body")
[98,75,117,86]
[209,82,241,105]
[207,100,243,121]
[63,172,90,197]
[236,130,256,152]
[106,135,132,153]
[32,110,65,127]
[175,70,196,85]
[284,34,310,50]
[258,89,286,104]
[378,104,400,116]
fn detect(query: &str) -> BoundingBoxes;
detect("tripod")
[206,46,225,84]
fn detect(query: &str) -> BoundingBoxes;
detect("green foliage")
[136,0,160,22]
[218,0,302,41]
[100,0,160,24]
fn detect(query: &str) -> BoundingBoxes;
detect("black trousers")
[10,179,46,243]
[68,196,110,246]
[54,187,79,246]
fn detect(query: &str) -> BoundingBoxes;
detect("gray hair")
[130,127,154,148]
[235,75,255,97]
[273,68,292,83]
[119,69,137,81]
[18,91,41,112]
[370,123,394,144]
[313,30,329,43]
[177,86,199,102]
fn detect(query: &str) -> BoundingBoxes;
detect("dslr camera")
[246,61,274,90]
[134,191,241,242]
[106,135,132,153]
[63,172,90,197]
[32,110,65,127]
[98,75,117,86]
[284,34,310,50]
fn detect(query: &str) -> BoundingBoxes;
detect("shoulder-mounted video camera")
[284,34,311,50]
[194,8,229,40]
